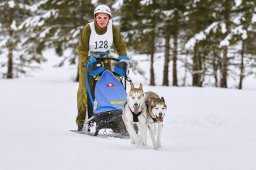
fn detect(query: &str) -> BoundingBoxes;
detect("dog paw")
[157,142,162,148]
[137,140,143,146]
[153,146,159,150]
[141,140,147,146]
[153,144,158,150]
[136,138,144,146]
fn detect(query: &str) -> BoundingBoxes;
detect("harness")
[124,102,142,122]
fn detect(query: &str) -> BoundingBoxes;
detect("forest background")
[1,0,256,89]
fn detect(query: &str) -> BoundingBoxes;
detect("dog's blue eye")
[155,108,159,110]
[138,96,141,99]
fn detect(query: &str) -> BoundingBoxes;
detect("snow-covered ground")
[0,55,256,170]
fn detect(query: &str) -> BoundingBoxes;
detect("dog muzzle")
[133,105,140,114]
[158,116,163,122]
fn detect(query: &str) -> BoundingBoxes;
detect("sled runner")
[83,57,129,137]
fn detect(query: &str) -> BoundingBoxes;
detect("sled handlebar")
[95,57,119,62]
[95,57,131,87]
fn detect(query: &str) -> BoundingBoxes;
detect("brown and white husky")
[122,83,147,146]
[144,91,167,149]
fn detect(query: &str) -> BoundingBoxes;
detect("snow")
[43,10,58,19]
[29,0,48,12]
[220,26,248,47]
[1,51,256,170]
[112,0,123,9]
[185,32,205,50]
[39,27,51,38]
[19,16,45,29]
[220,23,227,33]
[70,29,81,38]
[232,14,243,25]
[140,0,153,5]
[185,22,219,49]
[91,0,98,5]
[252,14,256,23]
[19,9,58,30]
[0,38,8,47]
[234,26,248,39]
[11,20,18,31]
[162,10,174,17]
[235,0,242,7]
[8,1,15,8]
[220,34,231,47]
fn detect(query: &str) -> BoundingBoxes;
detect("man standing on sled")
[76,4,130,131]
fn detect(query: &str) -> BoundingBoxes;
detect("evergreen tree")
[120,0,144,52]
[0,0,41,79]
[20,0,94,67]
[160,0,189,86]
[121,0,163,86]
[213,0,256,88]
[184,0,256,88]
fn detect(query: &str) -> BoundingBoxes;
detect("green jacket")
[77,22,127,65]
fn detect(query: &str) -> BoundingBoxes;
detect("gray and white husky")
[122,83,147,146]
[144,91,167,149]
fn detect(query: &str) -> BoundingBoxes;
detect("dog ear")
[139,83,143,90]
[151,100,155,106]
[161,97,167,109]
[130,83,134,90]
[161,97,165,102]
[150,97,157,105]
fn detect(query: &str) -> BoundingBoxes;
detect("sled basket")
[84,57,129,137]
[94,70,127,114]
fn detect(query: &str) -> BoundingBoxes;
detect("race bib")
[89,20,113,53]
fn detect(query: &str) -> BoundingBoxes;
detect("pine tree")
[19,0,94,68]
[216,0,256,88]
[160,0,189,86]
[0,0,41,79]
[121,0,163,86]
[120,0,143,51]
[184,0,256,88]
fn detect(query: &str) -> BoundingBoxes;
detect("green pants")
[76,59,111,127]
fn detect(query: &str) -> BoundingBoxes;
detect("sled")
[82,57,129,137]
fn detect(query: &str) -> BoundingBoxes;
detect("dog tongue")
[159,117,163,122]
[134,107,139,114]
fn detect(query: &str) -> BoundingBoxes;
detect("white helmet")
[94,5,112,17]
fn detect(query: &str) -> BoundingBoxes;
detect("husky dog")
[122,83,147,146]
[145,91,167,149]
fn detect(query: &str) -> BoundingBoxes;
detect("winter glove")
[114,56,131,77]
[87,56,104,77]
[118,55,130,61]
[119,55,133,68]
[88,56,97,66]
